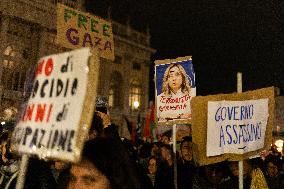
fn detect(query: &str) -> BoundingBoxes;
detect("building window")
[3,46,16,69]
[132,62,141,70]
[108,88,114,108]
[1,46,26,92]
[129,80,141,111]
[108,71,123,109]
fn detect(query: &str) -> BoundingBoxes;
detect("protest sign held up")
[56,3,114,61]
[207,99,268,156]
[11,48,99,162]
[155,56,196,125]
[191,87,274,166]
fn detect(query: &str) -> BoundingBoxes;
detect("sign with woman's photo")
[155,56,196,124]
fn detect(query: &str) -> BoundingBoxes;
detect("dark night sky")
[85,1,284,100]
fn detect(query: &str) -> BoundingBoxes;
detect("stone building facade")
[0,0,155,138]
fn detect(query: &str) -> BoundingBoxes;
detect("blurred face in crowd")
[229,160,251,178]
[161,135,170,145]
[205,166,224,186]
[0,134,10,164]
[168,66,183,93]
[151,144,159,156]
[161,146,172,162]
[68,159,110,189]
[148,158,157,174]
[180,141,193,161]
[267,162,278,177]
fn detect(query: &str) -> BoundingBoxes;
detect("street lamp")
[275,139,284,154]
[133,101,140,109]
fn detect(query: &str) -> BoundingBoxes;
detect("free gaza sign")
[56,3,114,61]
[207,99,268,156]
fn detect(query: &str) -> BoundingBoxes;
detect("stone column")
[0,15,9,82]
[0,15,10,107]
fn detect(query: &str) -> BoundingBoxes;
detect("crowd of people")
[0,108,284,189]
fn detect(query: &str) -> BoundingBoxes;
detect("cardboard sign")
[155,124,191,142]
[191,87,274,166]
[207,99,268,156]
[56,3,114,61]
[12,48,99,162]
[155,56,196,125]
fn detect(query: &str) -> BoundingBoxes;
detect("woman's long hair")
[162,64,191,96]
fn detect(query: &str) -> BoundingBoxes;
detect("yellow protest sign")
[191,87,275,166]
[56,4,114,61]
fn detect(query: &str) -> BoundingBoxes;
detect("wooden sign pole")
[237,72,243,189]
[172,124,178,189]
[15,155,29,189]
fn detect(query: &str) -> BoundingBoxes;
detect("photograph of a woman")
[156,59,195,123]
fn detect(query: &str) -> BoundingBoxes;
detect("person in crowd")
[219,160,252,189]
[177,136,196,189]
[192,162,228,189]
[150,142,161,158]
[154,144,174,189]
[157,63,193,121]
[24,158,58,189]
[67,138,142,189]
[138,142,152,171]
[161,130,171,145]
[51,103,115,189]
[0,128,20,189]
[88,111,112,140]
[147,156,158,187]
[264,154,284,189]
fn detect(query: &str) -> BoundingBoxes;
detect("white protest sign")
[207,99,269,157]
[12,48,98,162]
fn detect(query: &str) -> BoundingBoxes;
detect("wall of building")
[0,0,155,138]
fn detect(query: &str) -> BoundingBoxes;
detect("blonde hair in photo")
[162,63,192,96]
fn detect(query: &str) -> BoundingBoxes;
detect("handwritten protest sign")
[191,87,274,166]
[207,99,268,156]
[155,56,196,125]
[12,48,99,162]
[156,124,191,142]
[56,3,114,61]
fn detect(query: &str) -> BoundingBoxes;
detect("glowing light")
[1,122,5,125]
[275,140,284,147]
[133,101,140,109]
[275,140,284,153]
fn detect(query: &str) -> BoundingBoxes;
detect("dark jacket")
[154,161,174,189]
[177,160,196,189]
[24,158,57,189]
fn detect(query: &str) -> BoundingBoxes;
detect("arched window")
[1,46,25,91]
[108,71,123,109]
[129,79,142,111]
[3,46,16,69]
